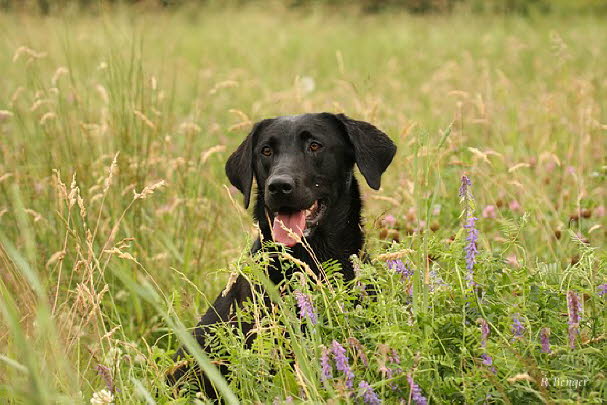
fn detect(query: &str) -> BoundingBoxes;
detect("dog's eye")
[261,146,272,156]
[309,142,322,152]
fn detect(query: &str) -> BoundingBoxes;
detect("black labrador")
[168,112,396,399]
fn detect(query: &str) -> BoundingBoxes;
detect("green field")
[1,5,606,404]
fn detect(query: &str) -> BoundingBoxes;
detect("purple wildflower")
[567,291,582,349]
[294,290,317,325]
[460,175,478,287]
[320,346,332,380]
[567,291,582,325]
[358,380,381,405]
[477,318,489,348]
[568,327,579,349]
[331,340,355,389]
[386,259,413,279]
[540,327,551,354]
[597,284,607,297]
[407,374,428,405]
[463,216,479,286]
[95,364,115,393]
[459,175,472,198]
[511,314,525,339]
[464,216,479,271]
[480,354,497,374]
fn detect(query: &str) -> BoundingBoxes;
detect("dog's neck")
[253,175,364,283]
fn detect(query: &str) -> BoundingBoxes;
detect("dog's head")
[226,113,396,246]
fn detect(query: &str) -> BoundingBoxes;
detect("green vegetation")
[0,5,606,403]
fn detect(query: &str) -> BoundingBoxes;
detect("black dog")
[168,112,396,399]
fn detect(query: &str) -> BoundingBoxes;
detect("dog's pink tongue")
[272,211,306,247]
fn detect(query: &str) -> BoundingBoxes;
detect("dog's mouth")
[271,200,327,247]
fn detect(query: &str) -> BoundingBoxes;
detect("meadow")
[0,4,606,403]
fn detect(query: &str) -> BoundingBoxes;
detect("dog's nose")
[268,175,294,195]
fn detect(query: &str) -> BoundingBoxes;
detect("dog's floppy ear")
[225,119,272,208]
[333,113,397,190]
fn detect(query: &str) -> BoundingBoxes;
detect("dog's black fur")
[167,112,396,399]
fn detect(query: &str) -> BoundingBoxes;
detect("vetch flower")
[481,354,497,374]
[95,364,114,393]
[320,346,332,381]
[567,291,582,324]
[567,291,582,348]
[386,259,413,279]
[358,380,381,405]
[511,314,525,339]
[597,284,607,297]
[459,175,472,199]
[407,374,428,405]
[540,327,551,354]
[463,216,479,286]
[388,349,400,365]
[331,340,354,388]
[459,175,479,287]
[477,318,489,348]
[294,290,317,325]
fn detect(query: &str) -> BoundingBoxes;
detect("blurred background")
[3,0,607,15]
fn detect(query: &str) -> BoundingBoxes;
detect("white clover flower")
[90,389,114,404]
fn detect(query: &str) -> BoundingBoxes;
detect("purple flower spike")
[294,290,317,325]
[331,340,354,389]
[358,380,381,405]
[320,346,332,381]
[567,291,582,325]
[540,327,551,354]
[598,284,607,297]
[567,291,582,349]
[459,175,472,198]
[463,216,479,287]
[464,217,479,270]
[459,175,479,287]
[407,374,428,405]
[96,364,115,393]
[511,314,525,339]
[477,318,489,348]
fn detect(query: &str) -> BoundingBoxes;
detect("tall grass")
[0,5,606,403]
